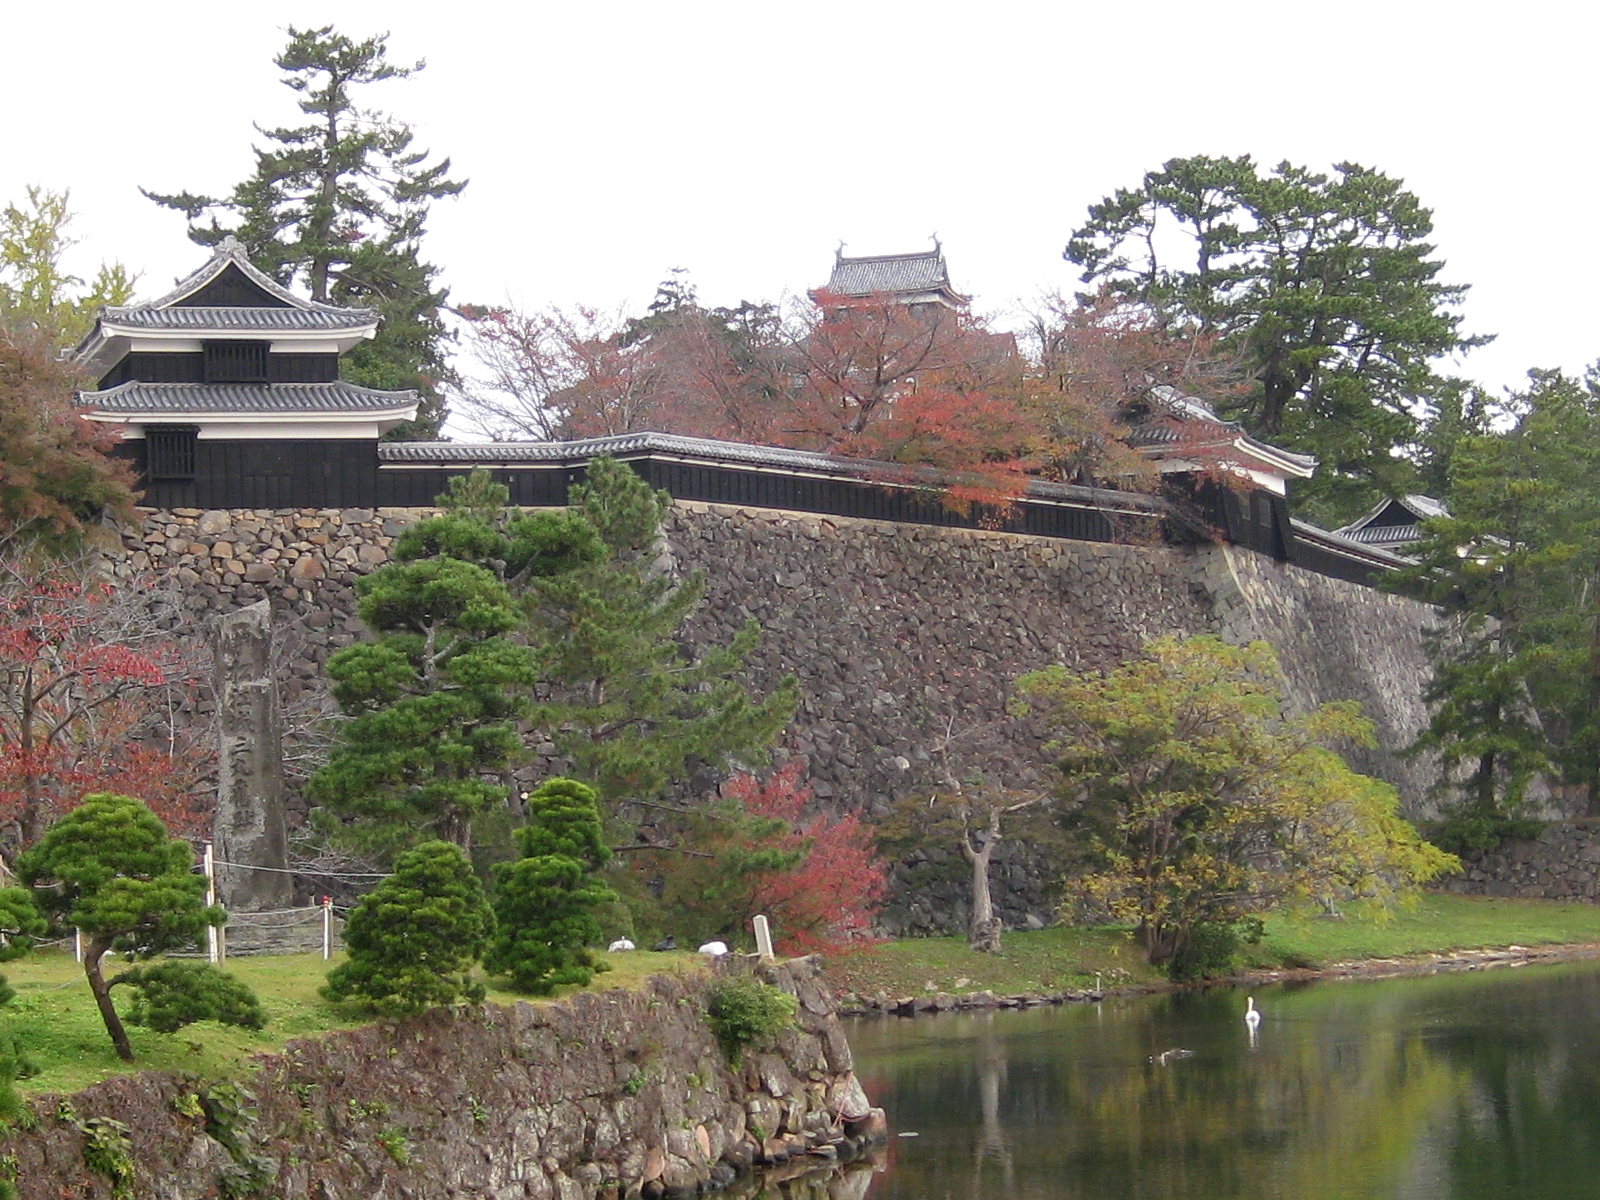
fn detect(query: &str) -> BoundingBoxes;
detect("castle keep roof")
[812,246,971,309]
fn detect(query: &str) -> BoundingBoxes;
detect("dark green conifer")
[527,458,798,803]
[116,961,266,1034]
[19,794,227,1060]
[310,476,543,852]
[322,840,492,1016]
[485,779,616,995]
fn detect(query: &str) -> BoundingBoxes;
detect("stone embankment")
[2,958,885,1200]
[1442,820,1600,901]
[108,500,1444,933]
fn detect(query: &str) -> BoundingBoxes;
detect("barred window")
[146,427,198,481]
[203,340,269,383]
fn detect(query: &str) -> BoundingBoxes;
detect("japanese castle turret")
[810,243,971,315]
[76,237,418,509]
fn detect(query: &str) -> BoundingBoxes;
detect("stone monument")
[214,600,293,911]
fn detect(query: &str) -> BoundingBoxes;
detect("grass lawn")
[2,947,701,1096]
[1249,893,1600,965]
[11,894,1600,1096]
[821,894,1600,1001]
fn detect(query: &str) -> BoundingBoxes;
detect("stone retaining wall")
[2,958,880,1200]
[1441,821,1600,901]
[107,500,1444,933]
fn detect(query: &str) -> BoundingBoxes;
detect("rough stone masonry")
[108,500,1441,933]
[2,957,883,1200]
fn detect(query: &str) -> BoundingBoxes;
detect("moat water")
[846,960,1600,1200]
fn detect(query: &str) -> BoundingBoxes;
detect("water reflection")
[848,961,1600,1200]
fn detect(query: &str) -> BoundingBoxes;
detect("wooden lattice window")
[203,340,269,383]
[145,427,198,481]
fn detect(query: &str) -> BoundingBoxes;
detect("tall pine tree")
[144,26,464,438]
[1067,156,1486,523]
[1395,369,1600,843]
[526,457,798,805]
[309,476,543,852]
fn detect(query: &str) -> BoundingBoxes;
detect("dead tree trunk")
[962,808,1005,953]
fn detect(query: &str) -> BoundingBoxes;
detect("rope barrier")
[212,859,391,881]
[223,906,333,920]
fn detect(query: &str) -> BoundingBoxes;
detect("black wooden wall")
[114,439,1385,583]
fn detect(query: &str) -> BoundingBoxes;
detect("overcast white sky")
[5,1,1594,406]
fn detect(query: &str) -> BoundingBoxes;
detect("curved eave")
[78,380,419,432]
[97,314,378,336]
[85,405,418,424]
[1139,433,1317,480]
[75,319,378,380]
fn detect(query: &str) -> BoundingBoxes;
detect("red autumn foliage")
[0,319,136,552]
[1023,289,1250,490]
[0,562,213,853]
[460,281,1257,517]
[724,762,888,953]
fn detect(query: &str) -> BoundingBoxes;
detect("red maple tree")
[724,762,888,952]
[1023,289,1250,487]
[0,319,136,552]
[0,561,212,856]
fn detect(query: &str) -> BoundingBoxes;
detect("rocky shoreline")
[831,941,1600,1018]
[4,957,887,1200]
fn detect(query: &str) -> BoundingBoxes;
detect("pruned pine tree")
[18,794,227,1060]
[144,26,465,438]
[322,840,493,1016]
[313,462,793,852]
[115,961,266,1034]
[310,533,538,853]
[0,886,44,1008]
[485,778,616,995]
[527,457,799,805]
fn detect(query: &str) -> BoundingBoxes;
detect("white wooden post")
[752,914,775,961]
[203,843,220,965]
[322,896,333,961]
[74,928,83,964]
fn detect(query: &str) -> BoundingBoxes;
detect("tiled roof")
[1129,420,1319,471]
[1334,494,1451,538]
[145,236,370,317]
[819,248,969,302]
[83,381,417,415]
[380,431,856,472]
[99,306,376,332]
[1336,525,1427,547]
[1128,387,1318,475]
[1290,519,1415,570]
